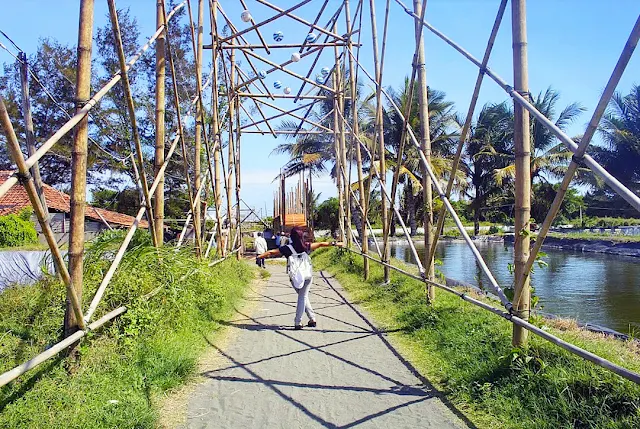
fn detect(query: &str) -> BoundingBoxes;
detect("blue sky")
[1,1,639,215]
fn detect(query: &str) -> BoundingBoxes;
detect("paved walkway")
[180,265,470,429]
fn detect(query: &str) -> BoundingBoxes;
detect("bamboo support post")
[234,86,242,260]
[511,0,531,346]
[226,39,236,253]
[332,34,346,243]
[193,0,205,246]
[0,96,85,330]
[344,0,369,278]
[162,0,204,255]
[154,0,167,247]
[107,0,158,247]
[513,15,640,308]
[413,0,435,299]
[66,0,94,338]
[428,0,507,268]
[17,53,48,214]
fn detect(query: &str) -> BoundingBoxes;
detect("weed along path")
[177,265,468,428]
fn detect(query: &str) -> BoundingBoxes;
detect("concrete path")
[180,265,471,429]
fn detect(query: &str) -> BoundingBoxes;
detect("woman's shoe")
[294,325,303,330]
[307,320,317,328]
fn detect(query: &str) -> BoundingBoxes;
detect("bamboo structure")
[511,0,532,345]
[3,0,640,393]
[154,0,167,246]
[66,0,94,338]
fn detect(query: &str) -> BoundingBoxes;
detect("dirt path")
[178,265,470,428]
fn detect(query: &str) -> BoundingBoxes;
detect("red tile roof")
[0,171,148,228]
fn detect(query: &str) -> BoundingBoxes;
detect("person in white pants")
[257,226,342,329]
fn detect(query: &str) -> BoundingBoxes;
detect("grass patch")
[312,247,640,429]
[0,231,254,428]
[548,231,640,243]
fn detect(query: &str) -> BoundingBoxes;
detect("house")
[0,171,148,243]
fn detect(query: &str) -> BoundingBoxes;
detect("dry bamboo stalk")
[234,88,242,259]
[66,0,94,337]
[242,99,333,132]
[344,0,369,278]
[218,0,314,44]
[428,0,507,268]
[511,0,531,346]
[369,0,391,282]
[18,53,47,214]
[193,0,205,246]
[513,15,640,308]
[226,39,236,253]
[0,2,185,202]
[107,0,158,247]
[161,0,204,255]
[413,0,435,299]
[0,96,85,330]
[254,0,346,41]
[154,0,167,247]
[333,40,346,243]
[237,0,270,53]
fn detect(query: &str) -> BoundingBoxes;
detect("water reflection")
[390,240,640,333]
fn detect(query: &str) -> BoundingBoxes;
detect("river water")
[389,240,640,334]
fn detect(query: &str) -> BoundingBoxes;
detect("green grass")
[0,231,254,428]
[548,231,640,243]
[312,248,640,429]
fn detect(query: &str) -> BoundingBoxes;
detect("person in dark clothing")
[257,227,342,329]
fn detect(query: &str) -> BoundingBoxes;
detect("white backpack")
[287,245,313,289]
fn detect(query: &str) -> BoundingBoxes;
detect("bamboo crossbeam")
[428,0,507,269]
[218,0,314,44]
[237,47,336,93]
[237,0,271,54]
[216,43,357,49]
[299,0,330,53]
[241,130,331,135]
[396,1,640,213]
[342,246,640,385]
[513,15,640,308]
[254,0,346,41]
[242,98,333,132]
[0,96,85,330]
[215,4,276,102]
[0,1,186,201]
[107,0,158,247]
[233,65,277,136]
[237,93,334,100]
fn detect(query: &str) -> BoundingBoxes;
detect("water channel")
[389,240,640,334]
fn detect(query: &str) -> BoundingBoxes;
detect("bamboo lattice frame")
[0,0,639,389]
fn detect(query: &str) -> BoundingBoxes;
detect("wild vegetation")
[312,247,640,429]
[0,209,37,247]
[0,230,253,428]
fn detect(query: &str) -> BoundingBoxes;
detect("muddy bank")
[503,234,640,257]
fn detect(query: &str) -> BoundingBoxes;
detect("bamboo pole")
[370,0,391,282]
[428,0,507,268]
[234,84,242,260]
[241,98,333,132]
[193,0,205,247]
[17,53,48,214]
[333,35,346,243]
[226,39,236,253]
[345,0,369,279]
[413,0,435,300]
[154,0,167,247]
[66,0,94,338]
[237,0,270,53]
[396,1,640,213]
[107,0,158,247]
[161,0,205,256]
[0,96,85,330]
[513,16,640,309]
[511,0,531,346]
[210,0,224,256]
[238,93,334,100]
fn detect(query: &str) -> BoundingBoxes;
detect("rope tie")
[15,171,32,185]
[571,154,586,167]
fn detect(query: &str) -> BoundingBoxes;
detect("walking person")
[254,232,268,268]
[257,226,342,329]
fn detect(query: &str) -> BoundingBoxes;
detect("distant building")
[0,171,147,243]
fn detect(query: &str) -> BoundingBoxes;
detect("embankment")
[503,234,640,257]
[312,247,640,429]
[0,234,254,428]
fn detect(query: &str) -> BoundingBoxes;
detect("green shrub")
[0,230,253,428]
[0,209,38,247]
[488,225,503,235]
